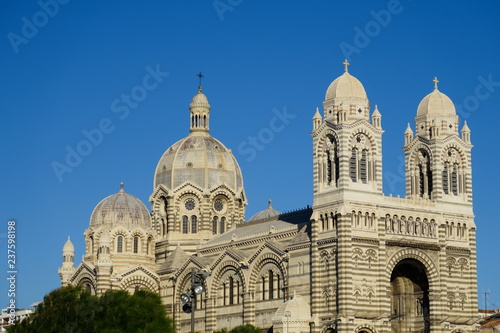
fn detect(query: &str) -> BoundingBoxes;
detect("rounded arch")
[409,144,433,169]
[349,129,377,154]
[354,324,376,333]
[387,248,439,288]
[248,252,287,293]
[388,253,435,333]
[120,275,159,293]
[76,276,96,295]
[209,260,246,300]
[315,130,340,156]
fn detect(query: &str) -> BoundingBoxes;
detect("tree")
[7,286,174,333]
[229,324,262,333]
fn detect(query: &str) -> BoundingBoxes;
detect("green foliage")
[229,324,262,333]
[7,286,174,333]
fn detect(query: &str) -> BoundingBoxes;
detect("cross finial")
[343,59,350,73]
[433,77,439,90]
[196,72,204,92]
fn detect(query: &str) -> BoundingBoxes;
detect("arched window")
[191,215,197,233]
[229,276,234,305]
[220,217,226,233]
[182,215,188,234]
[133,236,139,254]
[117,235,123,253]
[350,148,358,182]
[414,149,433,199]
[360,149,368,183]
[212,216,218,234]
[261,276,266,300]
[268,270,274,299]
[89,236,94,254]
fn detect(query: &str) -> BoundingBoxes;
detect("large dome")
[417,88,456,117]
[154,133,244,191]
[325,71,368,102]
[89,184,151,229]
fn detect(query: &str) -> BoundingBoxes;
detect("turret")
[58,236,75,286]
[312,107,322,131]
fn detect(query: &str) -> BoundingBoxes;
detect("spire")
[196,72,204,92]
[313,107,321,119]
[404,123,414,146]
[312,107,322,131]
[433,77,439,91]
[371,105,382,128]
[461,121,471,143]
[343,59,350,73]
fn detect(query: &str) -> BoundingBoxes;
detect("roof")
[203,207,312,248]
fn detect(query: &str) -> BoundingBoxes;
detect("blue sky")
[1,1,499,310]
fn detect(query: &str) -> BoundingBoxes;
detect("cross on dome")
[433,77,439,91]
[196,72,204,92]
[343,59,350,73]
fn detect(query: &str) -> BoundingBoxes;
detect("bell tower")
[312,60,384,208]
[404,77,473,204]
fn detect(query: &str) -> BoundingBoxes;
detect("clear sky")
[1,0,499,310]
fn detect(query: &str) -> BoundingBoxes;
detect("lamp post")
[180,268,210,333]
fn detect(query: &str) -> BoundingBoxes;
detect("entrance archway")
[390,259,430,333]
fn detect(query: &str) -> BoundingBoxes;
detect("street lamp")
[179,268,211,333]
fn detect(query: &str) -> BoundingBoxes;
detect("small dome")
[325,71,368,102]
[89,183,151,229]
[273,294,311,321]
[63,236,74,253]
[190,91,209,106]
[417,89,456,117]
[248,200,281,222]
[417,77,456,117]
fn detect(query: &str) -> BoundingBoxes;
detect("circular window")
[214,199,224,212]
[185,199,195,210]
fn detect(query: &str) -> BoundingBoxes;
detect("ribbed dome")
[248,200,281,222]
[273,294,311,320]
[63,236,74,253]
[154,134,244,191]
[89,184,151,229]
[417,89,456,117]
[325,71,368,101]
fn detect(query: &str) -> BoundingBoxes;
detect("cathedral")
[59,61,479,333]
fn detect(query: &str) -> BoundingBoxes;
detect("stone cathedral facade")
[59,62,479,333]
